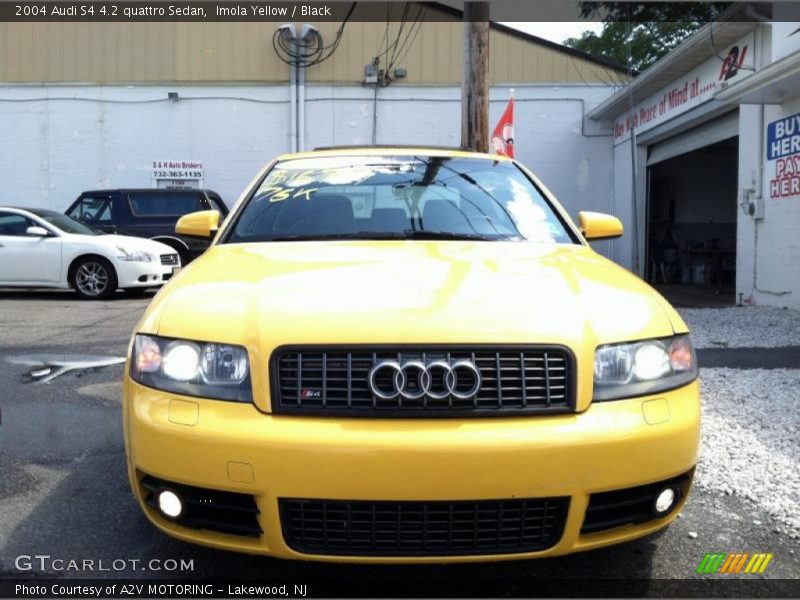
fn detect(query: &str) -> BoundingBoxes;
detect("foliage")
[564,2,732,72]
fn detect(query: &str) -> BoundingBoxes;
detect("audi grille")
[271,346,575,416]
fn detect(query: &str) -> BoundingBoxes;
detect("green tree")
[564,3,732,73]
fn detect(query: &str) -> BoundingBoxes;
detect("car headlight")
[131,334,251,402]
[116,246,152,262]
[593,334,697,401]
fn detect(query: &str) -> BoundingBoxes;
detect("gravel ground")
[698,368,800,538]
[680,306,800,348]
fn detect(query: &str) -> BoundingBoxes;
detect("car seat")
[368,208,408,232]
[421,200,472,233]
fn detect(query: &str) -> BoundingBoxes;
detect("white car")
[0,207,181,299]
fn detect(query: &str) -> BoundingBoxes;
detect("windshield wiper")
[258,231,519,243]
[400,230,519,241]
[261,232,406,242]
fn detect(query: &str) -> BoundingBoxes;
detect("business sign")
[613,33,755,144]
[767,113,800,199]
[152,160,204,189]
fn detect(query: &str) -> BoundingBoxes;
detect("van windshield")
[224,156,576,244]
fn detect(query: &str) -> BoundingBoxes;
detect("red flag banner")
[491,96,515,158]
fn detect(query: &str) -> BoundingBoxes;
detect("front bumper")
[123,378,700,562]
[115,260,177,288]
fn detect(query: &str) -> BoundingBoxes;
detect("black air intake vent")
[280,497,569,556]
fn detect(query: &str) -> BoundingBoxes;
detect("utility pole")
[461,2,490,152]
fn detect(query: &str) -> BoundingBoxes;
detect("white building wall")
[305,84,618,224]
[736,104,760,305]
[737,99,800,309]
[0,83,619,254]
[0,85,291,208]
[611,139,635,270]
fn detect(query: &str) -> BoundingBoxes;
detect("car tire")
[177,248,192,266]
[71,256,118,300]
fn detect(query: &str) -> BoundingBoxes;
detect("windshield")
[28,209,102,235]
[224,156,576,244]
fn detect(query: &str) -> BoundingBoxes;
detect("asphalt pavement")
[696,347,800,369]
[0,289,798,597]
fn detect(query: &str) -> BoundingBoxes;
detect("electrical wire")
[0,93,614,137]
[385,5,426,75]
[384,3,411,73]
[272,2,356,68]
[0,95,286,104]
[375,10,392,61]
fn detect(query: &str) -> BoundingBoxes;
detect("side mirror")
[176,210,220,240]
[26,226,49,237]
[578,211,623,241]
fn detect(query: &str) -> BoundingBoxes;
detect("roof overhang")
[427,1,632,74]
[587,8,759,121]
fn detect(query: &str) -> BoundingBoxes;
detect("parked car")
[0,207,180,299]
[65,188,228,264]
[124,147,699,561]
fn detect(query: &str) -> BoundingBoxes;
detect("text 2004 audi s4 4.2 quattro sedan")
[123,147,700,562]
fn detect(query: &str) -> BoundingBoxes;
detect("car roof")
[276,146,512,162]
[0,206,68,217]
[0,206,38,214]
[80,188,219,195]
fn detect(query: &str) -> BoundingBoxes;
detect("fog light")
[654,487,677,515]
[157,489,183,518]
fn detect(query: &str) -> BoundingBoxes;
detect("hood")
[151,241,678,350]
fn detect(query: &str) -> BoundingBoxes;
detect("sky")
[500,22,603,45]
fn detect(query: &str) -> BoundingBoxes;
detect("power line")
[384,3,411,73]
[386,5,426,75]
[272,2,356,68]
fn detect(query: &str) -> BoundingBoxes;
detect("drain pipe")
[297,25,318,152]
[278,24,298,153]
[290,55,298,153]
[298,43,306,152]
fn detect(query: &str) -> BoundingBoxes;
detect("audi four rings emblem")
[368,359,482,400]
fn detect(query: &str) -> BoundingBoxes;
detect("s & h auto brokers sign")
[613,33,755,143]
[767,113,800,199]
[152,160,204,189]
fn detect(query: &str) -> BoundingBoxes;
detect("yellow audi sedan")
[123,147,700,562]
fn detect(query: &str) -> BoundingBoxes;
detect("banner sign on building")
[767,112,800,199]
[613,33,755,144]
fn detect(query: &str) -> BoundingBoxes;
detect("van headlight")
[593,334,697,401]
[131,334,251,402]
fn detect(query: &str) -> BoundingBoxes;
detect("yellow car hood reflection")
[147,241,683,356]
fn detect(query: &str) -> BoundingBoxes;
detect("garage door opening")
[646,136,738,307]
